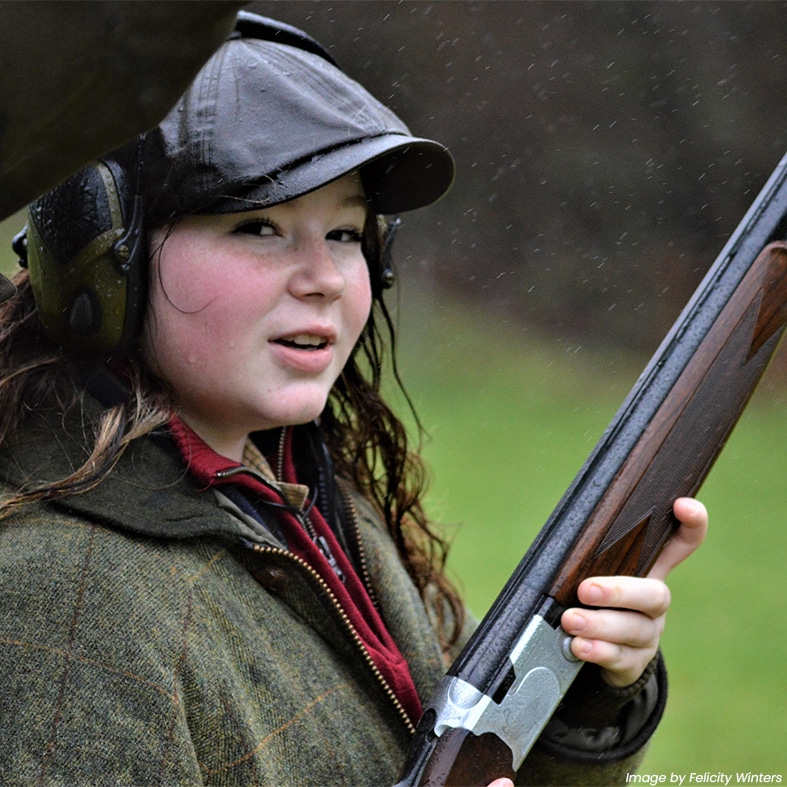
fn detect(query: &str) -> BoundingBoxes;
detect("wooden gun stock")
[416,728,516,787]
[551,241,787,606]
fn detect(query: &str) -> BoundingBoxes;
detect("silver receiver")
[426,614,584,772]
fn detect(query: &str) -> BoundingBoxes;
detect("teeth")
[287,334,325,347]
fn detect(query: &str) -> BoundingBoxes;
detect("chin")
[247,383,334,431]
[268,401,330,429]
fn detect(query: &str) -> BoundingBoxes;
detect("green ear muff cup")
[26,158,146,357]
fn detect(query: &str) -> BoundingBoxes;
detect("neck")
[176,413,248,463]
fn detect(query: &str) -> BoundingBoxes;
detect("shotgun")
[395,152,787,787]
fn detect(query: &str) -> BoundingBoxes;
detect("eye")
[232,219,278,237]
[326,228,363,244]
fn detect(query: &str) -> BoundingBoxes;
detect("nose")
[287,238,347,301]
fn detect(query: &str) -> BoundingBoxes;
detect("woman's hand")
[560,496,708,687]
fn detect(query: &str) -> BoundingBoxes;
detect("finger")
[486,780,514,787]
[562,605,663,650]
[575,575,671,619]
[649,497,708,581]
[568,636,652,688]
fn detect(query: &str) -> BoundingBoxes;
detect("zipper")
[216,465,274,484]
[276,426,287,482]
[215,460,347,583]
[248,541,416,735]
[218,454,413,731]
[298,511,346,584]
[337,479,380,610]
[274,427,345,582]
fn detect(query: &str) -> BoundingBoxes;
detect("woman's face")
[141,174,373,460]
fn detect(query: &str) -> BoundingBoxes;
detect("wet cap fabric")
[135,14,455,222]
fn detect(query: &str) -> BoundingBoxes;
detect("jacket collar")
[168,416,311,511]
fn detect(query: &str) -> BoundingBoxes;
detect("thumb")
[648,497,708,581]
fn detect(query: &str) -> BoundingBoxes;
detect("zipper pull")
[314,535,346,584]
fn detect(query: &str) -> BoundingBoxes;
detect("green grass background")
[394,293,787,778]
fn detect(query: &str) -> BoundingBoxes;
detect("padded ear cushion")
[26,158,146,356]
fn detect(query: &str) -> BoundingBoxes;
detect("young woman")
[0,12,706,786]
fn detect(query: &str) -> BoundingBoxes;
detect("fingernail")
[566,612,587,633]
[681,498,699,516]
[586,583,603,604]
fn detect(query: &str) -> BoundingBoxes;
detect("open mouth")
[274,334,330,351]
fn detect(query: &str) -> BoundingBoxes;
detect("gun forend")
[396,240,787,787]
[550,240,787,605]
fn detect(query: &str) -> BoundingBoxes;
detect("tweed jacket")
[0,397,663,786]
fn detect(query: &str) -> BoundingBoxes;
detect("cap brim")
[206,134,455,215]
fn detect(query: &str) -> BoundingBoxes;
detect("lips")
[270,328,337,373]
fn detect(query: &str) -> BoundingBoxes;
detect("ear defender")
[21,157,146,357]
[363,215,400,300]
[380,217,401,290]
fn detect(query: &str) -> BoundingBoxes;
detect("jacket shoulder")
[0,501,222,650]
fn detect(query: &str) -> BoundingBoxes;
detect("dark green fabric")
[0,403,654,785]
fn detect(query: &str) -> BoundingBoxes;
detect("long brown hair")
[0,215,464,651]
[0,272,171,509]
[321,214,465,649]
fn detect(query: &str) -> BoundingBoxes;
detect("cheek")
[155,263,228,317]
[145,288,247,366]
[142,301,244,406]
[348,267,374,336]
[142,255,240,373]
